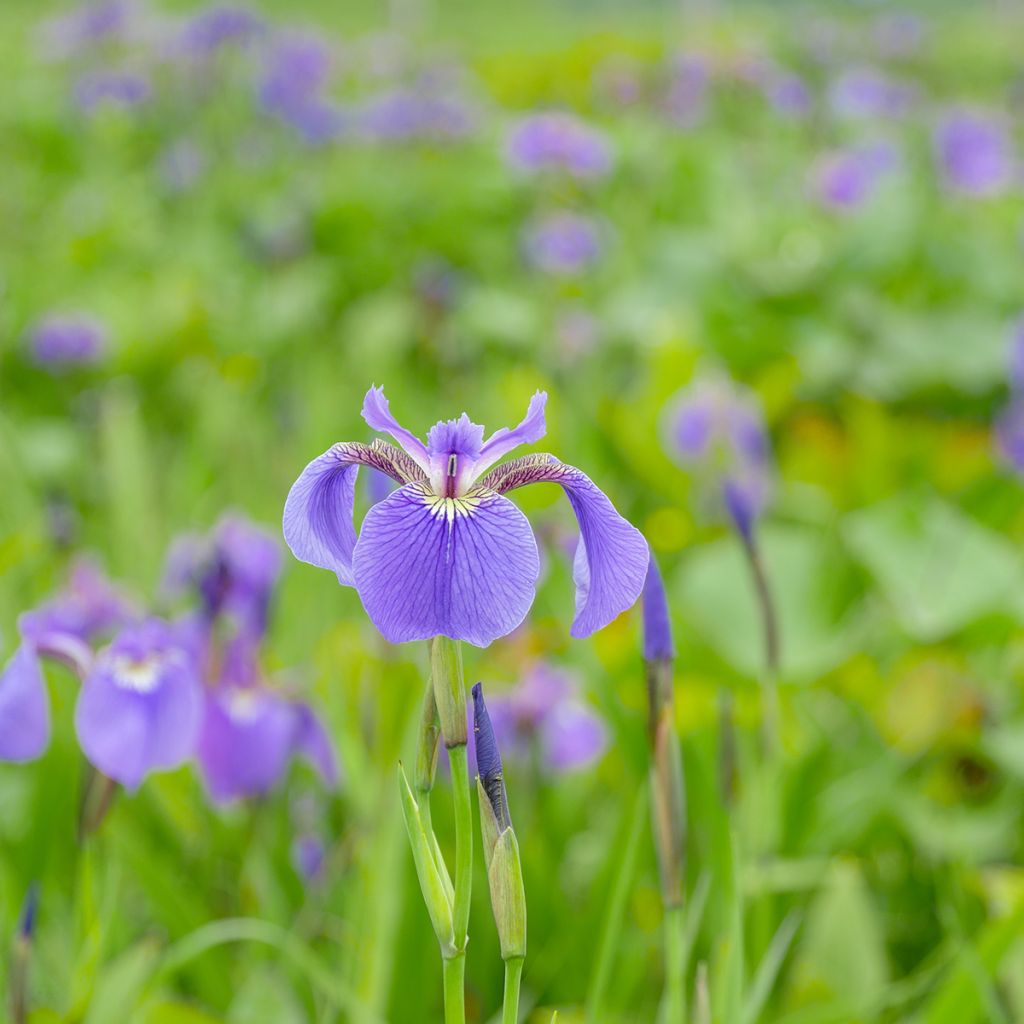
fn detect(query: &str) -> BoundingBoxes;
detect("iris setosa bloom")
[283,387,648,647]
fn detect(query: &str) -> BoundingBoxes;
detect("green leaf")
[84,940,161,1024]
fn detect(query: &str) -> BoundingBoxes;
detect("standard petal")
[352,483,540,647]
[474,391,548,477]
[0,645,51,763]
[483,455,649,638]
[361,386,431,474]
[283,441,420,586]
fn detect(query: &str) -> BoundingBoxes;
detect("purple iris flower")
[0,646,51,763]
[357,89,477,142]
[522,213,603,276]
[75,70,151,113]
[28,314,108,370]
[196,681,338,803]
[470,664,607,774]
[505,112,612,179]
[178,4,263,56]
[934,110,1014,198]
[163,515,281,636]
[283,387,648,647]
[39,0,135,59]
[811,141,899,210]
[664,378,773,542]
[829,66,915,120]
[75,619,203,790]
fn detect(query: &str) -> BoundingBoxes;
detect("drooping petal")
[75,630,202,791]
[293,702,340,787]
[474,391,548,480]
[283,440,423,586]
[0,645,51,763]
[196,687,296,803]
[361,386,431,473]
[483,456,649,638]
[352,483,540,647]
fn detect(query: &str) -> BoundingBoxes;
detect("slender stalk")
[738,530,780,754]
[442,953,466,1024]
[502,957,524,1024]
[448,742,473,949]
[663,904,686,1024]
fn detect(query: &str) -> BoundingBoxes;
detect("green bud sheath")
[415,680,442,796]
[398,762,457,957]
[488,827,527,961]
[431,637,467,748]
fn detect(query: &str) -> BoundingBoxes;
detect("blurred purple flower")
[162,515,281,636]
[0,646,51,763]
[158,138,205,192]
[28,314,108,370]
[811,141,899,210]
[75,618,203,790]
[474,664,607,774]
[934,110,1014,198]
[75,70,151,113]
[292,834,327,881]
[996,400,1024,474]
[1008,315,1024,393]
[357,89,477,142]
[196,681,338,803]
[764,72,812,118]
[873,13,925,59]
[555,306,600,361]
[523,213,603,276]
[664,377,774,542]
[664,52,708,128]
[829,66,915,119]
[505,112,612,179]
[178,4,263,56]
[39,0,136,59]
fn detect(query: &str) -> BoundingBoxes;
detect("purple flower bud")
[505,112,612,179]
[642,556,674,662]
[17,883,40,942]
[291,834,326,881]
[935,109,1014,198]
[472,683,510,829]
[28,314,108,370]
[74,618,204,791]
[522,213,603,276]
[75,71,151,113]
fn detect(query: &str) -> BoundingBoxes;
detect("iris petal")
[283,440,422,586]
[352,483,540,647]
[361,386,431,473]
[0,645,51,763]
[474,391,548,479]
[484,455,649,637]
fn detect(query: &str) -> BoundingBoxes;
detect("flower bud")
[473,683,526,961]
[398,762,456,958]
[414,679,441,795]
[431,637,467,747]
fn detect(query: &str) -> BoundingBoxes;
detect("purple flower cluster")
[505,112,612,179]
[934,109,1014,198]
[663,377,774,542]
[0,517,337,804]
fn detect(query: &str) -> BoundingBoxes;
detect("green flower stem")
[442,953,466,1024]
[663,903,686,1024]
[502,957,524,1024]
[448,741,474,950]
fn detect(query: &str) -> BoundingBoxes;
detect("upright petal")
[642,555,675,661]
[474,391,548,478]
[283,440,421,586]
[352,483,540,647]
[0,645,51,763]
[483,456,649,638]
[361,386,431,473]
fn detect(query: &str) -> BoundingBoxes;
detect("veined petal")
[361,386,431,474]
[474,391,548,479]
[483,455,649,638]
[352,483,540,647]
[283,440,424,586]
[0,645,51,763]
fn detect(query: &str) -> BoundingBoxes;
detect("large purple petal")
[196,687,296,803]
[283,441,422,586]
[361,387,431,473]
[75,646,202,791]
[352,483,540,647]
[475,391,548,477]
[483,456,649,637]
[0,645,51,763]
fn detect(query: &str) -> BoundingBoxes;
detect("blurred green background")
[3,0,1024,1021]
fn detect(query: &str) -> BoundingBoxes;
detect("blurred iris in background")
[934,109,1014,197]
[28,314,108,370]
[505,112,612,179]
[522,213,604,276]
